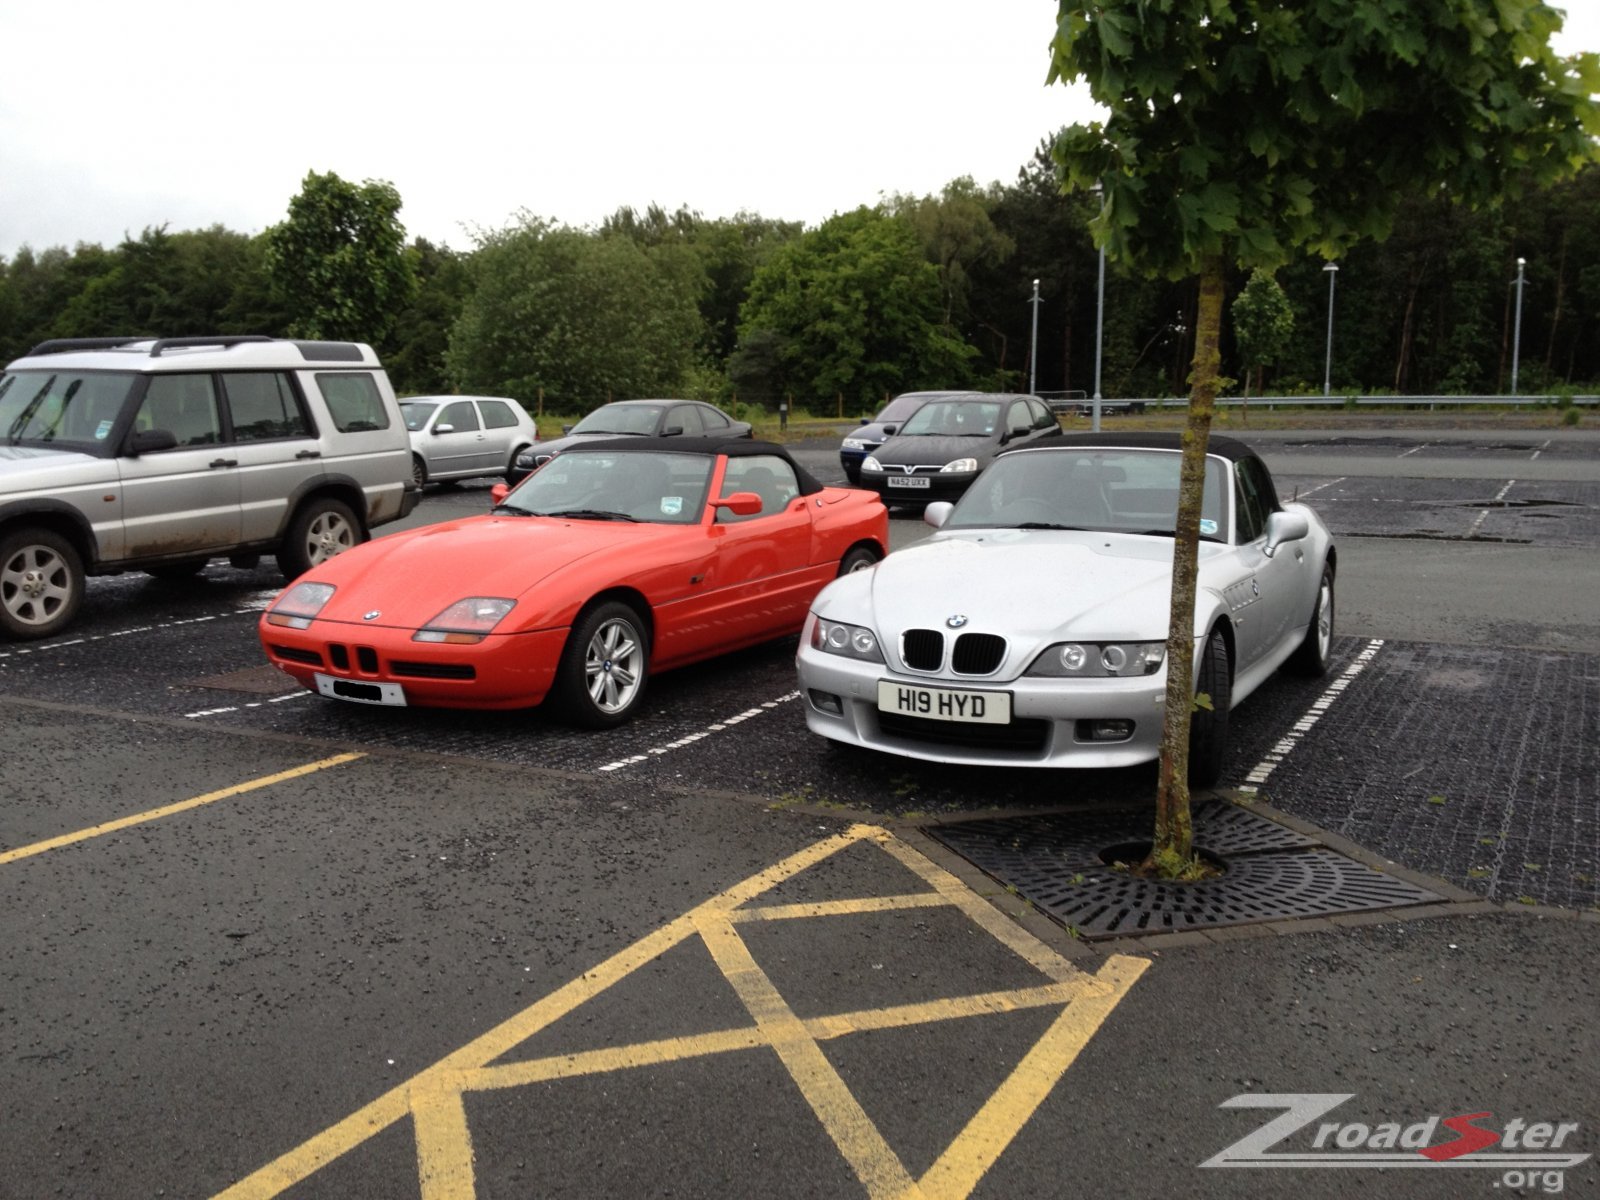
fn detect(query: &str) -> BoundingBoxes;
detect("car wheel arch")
[0,506,99,572]
[276,478,371,541]
[569,587,654,650]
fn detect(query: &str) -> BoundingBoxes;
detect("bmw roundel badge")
[363,610,381,621]
[946,614,969,629]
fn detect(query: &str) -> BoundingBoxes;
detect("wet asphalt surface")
[2,425,1597,1198]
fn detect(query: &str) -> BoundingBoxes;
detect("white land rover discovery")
[0,335,419,640]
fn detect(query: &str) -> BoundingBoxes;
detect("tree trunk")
[1148,254,1224,872]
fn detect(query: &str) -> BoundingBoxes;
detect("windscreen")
[947,449,1228,540]
[899,400,1002,438]
[497,450,713,524]
[399,400,438,431]
[0,370,137,452]
[571,404,663,435]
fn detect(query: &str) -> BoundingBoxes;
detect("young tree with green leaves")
[1050,0,1599,872]
[263,171,418,344]
[1231,268,1294,411]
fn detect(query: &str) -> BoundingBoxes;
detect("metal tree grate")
[930,803,1442,939]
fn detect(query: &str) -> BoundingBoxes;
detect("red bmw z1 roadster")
[259,438,887,726]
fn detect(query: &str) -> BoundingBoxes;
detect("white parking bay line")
[0,606,268,663]
[597,692,802,773]
[185,691,312,720]
[1466,479,1516,539]
[1238,639,1383,793]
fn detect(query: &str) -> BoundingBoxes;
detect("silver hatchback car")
[399,395,539,488]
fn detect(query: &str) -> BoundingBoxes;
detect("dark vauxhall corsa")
[857,393,1062,505]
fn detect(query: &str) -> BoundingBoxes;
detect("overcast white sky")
[2,1,1596,260]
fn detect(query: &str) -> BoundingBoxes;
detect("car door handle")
[295,450,321,459]
[209,458,239,468]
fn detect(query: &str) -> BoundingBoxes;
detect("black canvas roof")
[1041,432,1259,462]
[560,437,826,494]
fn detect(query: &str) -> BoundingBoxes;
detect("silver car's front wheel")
[277,498,362,580]
[552,601,650,728]
[0,529,84,640]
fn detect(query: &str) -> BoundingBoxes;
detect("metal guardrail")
[1116,394,1599,409]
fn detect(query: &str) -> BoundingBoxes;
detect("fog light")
[1077,719,1135,742]
[809,689,843,715]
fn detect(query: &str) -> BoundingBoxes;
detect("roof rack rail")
[148,335,275,358]
[25,337,153,356]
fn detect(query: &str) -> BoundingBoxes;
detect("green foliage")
[445,216,703,410]
[883,177,1015,328]
[732,207,977,409]
[380,238,472,395]
[1231,269,1294,393]
[1050,0,1600,279]
[264,171,418,343]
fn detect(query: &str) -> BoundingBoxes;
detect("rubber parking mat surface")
[1242,641,1600,910]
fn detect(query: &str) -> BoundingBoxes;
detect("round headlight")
[851,629,877,655]
[1101,645,1128,672]
[1060,644,1087,671]
[826,623,850,649]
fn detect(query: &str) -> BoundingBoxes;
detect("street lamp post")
[1028,278,1041,396]
[1092,184,1107,432]
[1510,257,1526,397]
[1322,262,1339,398]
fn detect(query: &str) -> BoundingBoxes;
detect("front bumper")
[260,620,568,710]
[858,469,978,503]
[795,639,1169,768]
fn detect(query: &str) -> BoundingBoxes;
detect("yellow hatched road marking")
[0,753,365,866]
[214,824,1147,1200]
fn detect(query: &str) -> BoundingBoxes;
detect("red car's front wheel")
[552,601,650,728]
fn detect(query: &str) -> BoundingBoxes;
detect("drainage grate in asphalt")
[930,801,1442,939]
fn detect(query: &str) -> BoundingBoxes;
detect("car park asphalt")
[1,423,1597,1198]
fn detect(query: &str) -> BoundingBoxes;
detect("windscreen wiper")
[535,509,640,522]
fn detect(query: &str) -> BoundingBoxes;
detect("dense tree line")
[2,157,1595,412]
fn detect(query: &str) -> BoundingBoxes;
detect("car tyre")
[1286,562,1335,677]
[837,545,881,576]
[0,528,84,641]
[552,601,650,728]
[277,498,362,581]
[411,455,428,491]
[506,445,533,482]
[1188,629,1232,788]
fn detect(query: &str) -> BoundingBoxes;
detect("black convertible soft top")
[561,436,826,495]
[1037,431,1259,461]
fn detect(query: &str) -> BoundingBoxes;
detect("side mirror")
[1262,509,1310,557]
[858,417,869,425]
[489,482,510,505]
[129,429,177,455]
[924,501,954,529]
[662,425,684,437]
[561,423,575,435]
[432,424,454,435]
[882,424,897,437]
[714,491,763,516]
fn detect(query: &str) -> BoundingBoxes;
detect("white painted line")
[1236,639,1384,795]
[1530,439,1550,461]
[1466,479,1516,539]
[0,606,267,662]
[1399,443,1427,457]
[1292,476,1346,500]
[186,690,312,720]
[596,691,803,773]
